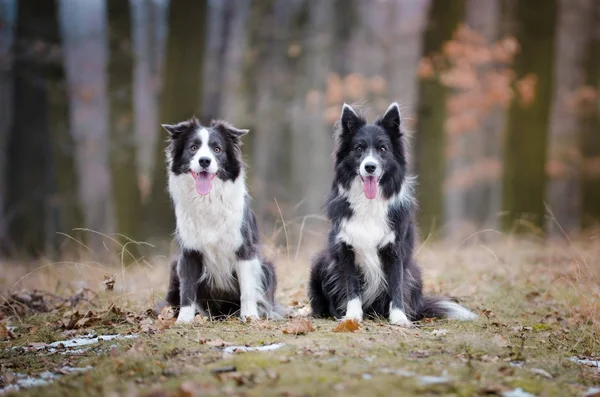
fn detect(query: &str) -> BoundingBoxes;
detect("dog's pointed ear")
[340,103,365,135]
[211,120,249,139]
[162,119,196,139]
[377,102,402,135]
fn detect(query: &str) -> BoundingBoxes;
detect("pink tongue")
[364,176,378,199]
[194,172,213,195]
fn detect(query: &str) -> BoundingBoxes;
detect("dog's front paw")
[389,308,412,327]
[175,306,196,325]
[267,311,284,321]
[240,310,260,323]
[342,314,363,323]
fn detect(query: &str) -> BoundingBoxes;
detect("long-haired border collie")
[308,103,477,327]
[162,118,280,324]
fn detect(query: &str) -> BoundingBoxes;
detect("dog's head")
[333,103,407,200]
[163,118,248,195]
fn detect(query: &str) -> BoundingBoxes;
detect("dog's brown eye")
[380,146,387,152]
[190,145,198,151]
[214,147,222,153]
[356,146,363,153]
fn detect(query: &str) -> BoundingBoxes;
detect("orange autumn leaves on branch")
[418,24,537,138]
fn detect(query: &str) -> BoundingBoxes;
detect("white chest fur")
[168,172,246,291]
[336,179,396,306]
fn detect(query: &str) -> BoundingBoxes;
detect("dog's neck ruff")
[168,171,247,291]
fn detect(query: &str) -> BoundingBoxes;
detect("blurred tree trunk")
[144,0,208,243]
[501,0,557,232]
[250,0,298,235]
[0,0,16,254]
[48,4,82,256]
[447,0,503,236]
[545,0,593,235]
[384,0,429,140]
[290,0,333,223]
[414,0,465,237]
[59,0,114,254]
[202,0,234,121]
[107,0,142,243]
[7,0,59,256]
[580,2,600,229]
[219,0,251,124]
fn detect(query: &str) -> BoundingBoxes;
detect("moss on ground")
[1,239,599,396]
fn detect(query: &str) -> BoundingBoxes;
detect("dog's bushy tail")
[419,295,478,321]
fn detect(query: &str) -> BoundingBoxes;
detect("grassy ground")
[0,233,599,396]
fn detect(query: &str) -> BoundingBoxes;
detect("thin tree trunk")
[202,0,235,121]
[59,0,114,253]
[144,0,208,243]
[580,1,600,229]
[545,0,593,235]
[414,0,465,237]
[7,0,58,256]
[108,0,142,243]
[501,0,557,232]
[0,0,16,255]
[290,0,333,221]
[461,0,503,233]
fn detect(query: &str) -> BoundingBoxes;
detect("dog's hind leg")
[175,251,204,324]
[308,252,335,318]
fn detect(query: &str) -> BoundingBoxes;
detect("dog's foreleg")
[338,243,363,322]
[381,244,412,327]
[237,258,262,321]
[175,253,203,324]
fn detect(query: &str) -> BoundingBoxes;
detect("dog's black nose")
[364,163,377,174]
[199,157,211,168]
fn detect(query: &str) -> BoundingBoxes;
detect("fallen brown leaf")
[0,323,15,340]
[283,319,315,335]
[333,319,360,333]
[492,334,510,347]
[157,306,176,331]
[102,275,115,291]
[206,339,231,348]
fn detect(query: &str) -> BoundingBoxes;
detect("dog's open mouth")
[191,171,216,195]
[361,176,379,200]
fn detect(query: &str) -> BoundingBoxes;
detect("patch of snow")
[46,333,138,349]
[362,374,373,380]
[584,387,600,397]
[509,361,525,367]
[0,366,92,395]
[501,387,536,397]
[222,343,285,354]
[11,332,138,355]
[569,356,600,368]
[379,368,452,385]
[417,375,452,385]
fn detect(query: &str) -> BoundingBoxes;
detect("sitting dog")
[162,118,279,323]
[308,103,477,326]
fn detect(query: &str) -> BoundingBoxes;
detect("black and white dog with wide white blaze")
[162,118,280,324]
[308,103,477,327]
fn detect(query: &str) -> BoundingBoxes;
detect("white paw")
[344,298,363,322]
[389,308,412,327]
[175,306,195,324]
[342,314,363,322]
[240,310,260,322]
[267,311,284,321]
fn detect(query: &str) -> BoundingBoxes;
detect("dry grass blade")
[282,318,315,335]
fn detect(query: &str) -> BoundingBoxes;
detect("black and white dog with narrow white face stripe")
[162,118,280,324]
[308,103,477,327]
